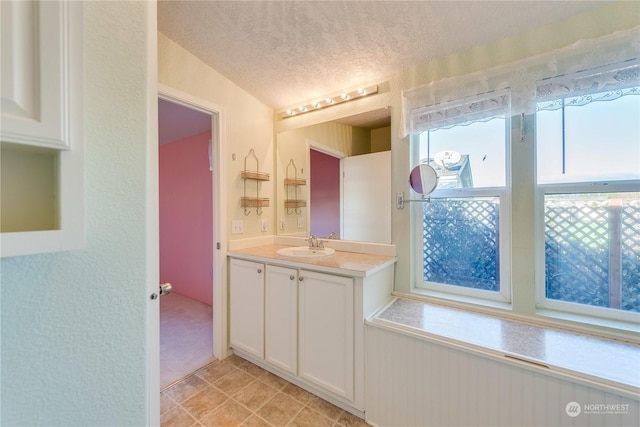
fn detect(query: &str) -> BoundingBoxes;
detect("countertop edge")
[228,245,396,277]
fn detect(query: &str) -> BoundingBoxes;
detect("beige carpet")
[160,292,216,389]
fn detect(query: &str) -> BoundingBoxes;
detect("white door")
[265,265,298,375]
[298,270,354,400]
[342,151,391,243]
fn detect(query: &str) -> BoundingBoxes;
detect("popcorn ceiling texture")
[157,1,606,109]
[1,2,152,425]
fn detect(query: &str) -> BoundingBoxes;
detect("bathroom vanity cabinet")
[228,247,395,415]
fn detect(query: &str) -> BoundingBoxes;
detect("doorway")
[157,91,223,390]
[309,148,341,238]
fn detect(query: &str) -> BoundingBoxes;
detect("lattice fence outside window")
[544,195,640,312]
[421,198,500,292]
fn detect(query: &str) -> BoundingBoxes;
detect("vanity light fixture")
[281,84,378,118]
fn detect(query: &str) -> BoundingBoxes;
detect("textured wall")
[160,131,213,305]
[1,2,152,425]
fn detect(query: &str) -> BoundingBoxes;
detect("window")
[536,67,640,319]
[402,29,640,334]
[414,92,511,303]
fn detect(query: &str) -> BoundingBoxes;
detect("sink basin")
[276,246,335,259]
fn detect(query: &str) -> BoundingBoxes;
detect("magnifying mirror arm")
[396,192,432,209]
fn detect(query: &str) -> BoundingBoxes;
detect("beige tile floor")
[161,354,370,427]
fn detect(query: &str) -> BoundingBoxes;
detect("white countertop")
[228,244,396,277]
[369,298,640,395]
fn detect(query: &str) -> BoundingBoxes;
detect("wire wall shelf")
[284,159,306,214]
[241,148,270,215]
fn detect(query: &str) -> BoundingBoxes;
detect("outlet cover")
[297,217,305,228]
[280,218,286,230]
[261,219,268,232]
[231,220,244,234]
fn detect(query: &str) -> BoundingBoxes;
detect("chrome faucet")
[308,235,325,249]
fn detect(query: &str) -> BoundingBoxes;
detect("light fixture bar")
[282,84,379,118]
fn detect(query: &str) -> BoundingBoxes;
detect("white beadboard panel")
[365,324,639,427]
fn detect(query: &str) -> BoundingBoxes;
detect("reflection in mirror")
[409,164,438,195]
[276,108,391,243]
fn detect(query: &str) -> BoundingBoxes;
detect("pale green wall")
[1,2,153,425]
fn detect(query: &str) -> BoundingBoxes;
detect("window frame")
[535,174,640,325]
[412,113,513,305]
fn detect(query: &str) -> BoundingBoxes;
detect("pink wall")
[310,149,340,238]
[159,131,213,305]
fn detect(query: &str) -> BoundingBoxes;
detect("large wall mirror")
[275,107,392,244]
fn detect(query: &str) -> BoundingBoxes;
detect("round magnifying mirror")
[409,164,438,195]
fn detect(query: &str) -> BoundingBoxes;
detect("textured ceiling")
[158,1,606,111]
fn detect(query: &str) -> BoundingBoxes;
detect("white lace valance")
[409,90,510,131]
[536,60,640,111]
[401,27,640,138]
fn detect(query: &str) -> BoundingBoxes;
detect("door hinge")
[216,242,221,250]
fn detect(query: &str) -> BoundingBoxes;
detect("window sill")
[403,288,639,342]
[536,308,640,338]
[367,297,640,398]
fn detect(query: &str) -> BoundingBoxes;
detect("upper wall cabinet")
[1,0,80,149]
[1,0,84,258]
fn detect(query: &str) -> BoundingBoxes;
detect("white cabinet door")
[298,270,354,401]
[229,259,264,359]
[1,0,81,149]
[265,265,298,375]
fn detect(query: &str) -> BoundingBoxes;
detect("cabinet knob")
[257,268,262,274]
[289,275,295,280]
[298,276,304,281]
